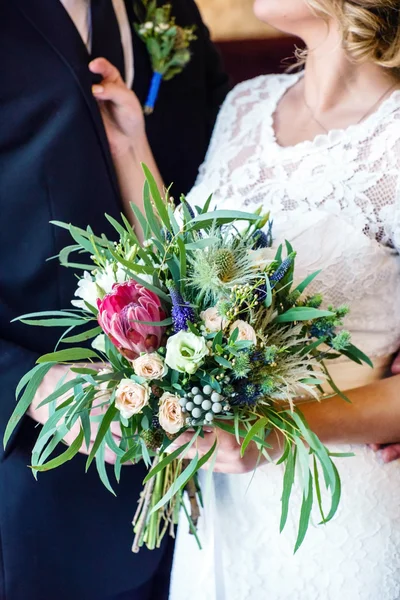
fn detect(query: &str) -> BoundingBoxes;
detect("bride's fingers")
[92,81,134,107]
[89,57,123,84]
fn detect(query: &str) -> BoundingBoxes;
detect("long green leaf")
[294,270,322,294]
[105,213,129,239]
[61,326,102,344]
[37,377,85,408]
[143,443,190,483]
[197,439,218,470]
[3,362,55,448]
[188,210,259,226]
[150,454,200,513]
[143,181,164,242]
[275,307,334,323]
[18,318,87,328]
[313,454,326,523]
[280,444,296,533]
[142,163,172,231]
[130,202,150,240]
[12,310,84,321]
[69,225,95,255]
[343,343,373,368]
[294,475,313,553]
[32,428,84,472]
[37,348,99,363]
[86,404,118,470]
[96,441,116,495]
[185,237,219,250]
[322,460,341,523]
[177,236,187,286]
[240,417,269,457]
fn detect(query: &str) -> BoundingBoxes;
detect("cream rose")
[158,392,185,435]
[131,352,167,380]
[165,331,208,374]
[200,306,228,332]
[115,379,150,419]
[230,320,257,345]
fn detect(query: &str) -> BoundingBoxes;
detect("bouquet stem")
[132,455,159,553]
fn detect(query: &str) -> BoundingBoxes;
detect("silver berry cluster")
[179,385,231,426]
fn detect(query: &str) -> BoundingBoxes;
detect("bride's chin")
[252,0,314,36]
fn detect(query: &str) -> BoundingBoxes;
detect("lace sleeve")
[186,75,274,208]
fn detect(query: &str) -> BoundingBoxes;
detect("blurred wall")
[196,0,280,41]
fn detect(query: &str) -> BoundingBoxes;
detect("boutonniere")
[134,1,197,115]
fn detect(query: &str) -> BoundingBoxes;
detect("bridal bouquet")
[4,167,371,552]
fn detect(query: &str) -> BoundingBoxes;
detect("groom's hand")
[370,351,400,463]
[27,364,127,466]
[89,58,145,157]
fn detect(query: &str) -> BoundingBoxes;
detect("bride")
[90,0,400,597]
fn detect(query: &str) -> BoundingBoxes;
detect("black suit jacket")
[0,1,229,598]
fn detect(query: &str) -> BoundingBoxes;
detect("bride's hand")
[89,57,145,157]
[175,427,281,474]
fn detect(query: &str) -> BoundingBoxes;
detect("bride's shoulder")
[222,73,298,111]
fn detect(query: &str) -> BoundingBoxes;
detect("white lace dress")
[169,73,400,600]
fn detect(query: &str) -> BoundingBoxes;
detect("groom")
[0,1,229,599]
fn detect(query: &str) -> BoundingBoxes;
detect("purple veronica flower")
[169,285,195,333]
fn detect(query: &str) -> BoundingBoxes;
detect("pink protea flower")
[97,281,166,360]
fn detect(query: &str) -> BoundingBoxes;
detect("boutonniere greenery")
[134,1,197,114]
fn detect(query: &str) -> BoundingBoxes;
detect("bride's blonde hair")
[304,0,400,75]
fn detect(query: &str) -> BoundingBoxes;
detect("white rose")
[200,306,228,332]
[115,379,150,419]
[248,248,275,272]
[159,392,185,435]
[71,263,126,311]
[230,320,257,345]
[132,353,167,380]
[165,331,208,374]
[92,334,106,354]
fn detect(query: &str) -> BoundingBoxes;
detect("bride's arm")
[176,374,400,473]
[89,58,164,238]
[299,374,400,445]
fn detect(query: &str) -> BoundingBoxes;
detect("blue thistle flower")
[252,220,274,249]
[310,321,335,339]
[252,230,269,249]
[269,252,296,288]
[231,381,260,406]
[168,285,196,333]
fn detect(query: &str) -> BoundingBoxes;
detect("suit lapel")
[14,0,122,204]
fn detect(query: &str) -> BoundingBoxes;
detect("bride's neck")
[301,24,397,115]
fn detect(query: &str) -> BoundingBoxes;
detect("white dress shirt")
[59,0,134,87]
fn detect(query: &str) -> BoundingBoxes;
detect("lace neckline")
[262,72,400,158]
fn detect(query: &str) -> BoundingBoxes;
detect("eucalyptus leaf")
[32,428,84,472]
[276,307,335,323]
[4,362,55,448]
[37,348,100,363]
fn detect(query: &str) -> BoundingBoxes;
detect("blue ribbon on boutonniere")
[134,1,197,115]
[145,72,163,115]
